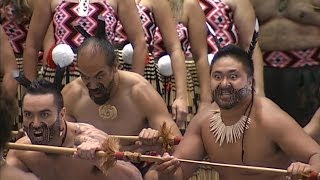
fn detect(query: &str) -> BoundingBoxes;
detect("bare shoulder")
[61,78,85,103]
[124,71,157,100]
[254,96,299,128]
[189,103,218,132]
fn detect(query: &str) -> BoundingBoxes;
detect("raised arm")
[23,0,52,80]
[0,25,18,98]
[185,0,212,110]
[151,0,188,125]
[116,0,148,75]
[304,107,320,144]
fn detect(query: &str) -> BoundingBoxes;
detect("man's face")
[78,52,116,105]
[210,56,252,109]
[22,94,64,146]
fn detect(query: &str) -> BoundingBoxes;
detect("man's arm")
[263,99,320,172]
[6,137,33,173]
[73,122,108,144]
[126,80,181,153]
[304,107,320,144]
[133,80,182,137]
[71,124,143,179]
[153,110,208,180]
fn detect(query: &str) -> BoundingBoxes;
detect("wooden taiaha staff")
[6,139,320,179]
[10,131,182,145]
[10,122,182,152]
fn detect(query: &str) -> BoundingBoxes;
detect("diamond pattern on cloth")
[153,23,190,58]
[114,4,156,52]
[199,0,238,54]
[0,4,29,54]
[52,0,118,50]
[263,48,320,68]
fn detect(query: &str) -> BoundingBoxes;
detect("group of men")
[1,0,320,179]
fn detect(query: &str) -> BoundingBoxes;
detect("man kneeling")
[6,79,142,180]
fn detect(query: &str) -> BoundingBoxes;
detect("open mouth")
[219,91,232,98]
[33,130,44,141]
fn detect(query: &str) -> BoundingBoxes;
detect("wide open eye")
[229,74,238,80]
[40,112,50,119]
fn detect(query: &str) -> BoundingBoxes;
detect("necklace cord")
[241,86,254,164]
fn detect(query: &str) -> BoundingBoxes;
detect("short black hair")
[77,36,118,67]
[0,89,18,151]
[209,44,254,78]
[22,79,64,111]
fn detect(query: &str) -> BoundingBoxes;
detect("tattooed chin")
[25,122,51,145]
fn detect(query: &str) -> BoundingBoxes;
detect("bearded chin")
[213,85,251,110]
[25,118,61,146]
[91,92,110,105]
[90,78,115,105]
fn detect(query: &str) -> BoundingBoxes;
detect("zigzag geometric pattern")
[114,4,156,52]
[153,23,190,58]
[263,48,320,68]
[53,1,118,50]
[1,5,29,54]
[199,0,238,54]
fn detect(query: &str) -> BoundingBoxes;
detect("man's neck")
[60,121,72,148]
[219,95,253,124]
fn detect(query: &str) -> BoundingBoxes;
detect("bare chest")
[201,120,290,172]
[73,95,146,135]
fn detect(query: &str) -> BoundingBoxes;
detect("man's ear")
[112,65,118,73]
[248,77,255,89]
[60,107,66,120]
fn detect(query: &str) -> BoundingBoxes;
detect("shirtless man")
[6,79,143,180]
[250,0,320,126]
[152,45,320,180]
[62,36,181,176]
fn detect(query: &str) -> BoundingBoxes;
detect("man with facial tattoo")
[61,36,182,177]
[149,45,320,180]
[6,79,143,180]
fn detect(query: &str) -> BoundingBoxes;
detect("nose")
[220,77,229,86]
[87,81,99,90]
[31,117,42,128]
